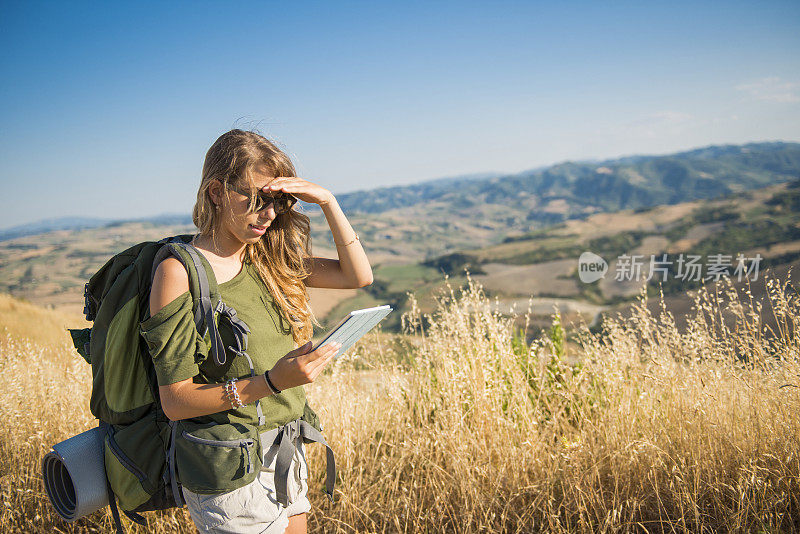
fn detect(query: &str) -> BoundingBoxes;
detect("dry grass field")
[1,270,799,532]
[477,260,581,297]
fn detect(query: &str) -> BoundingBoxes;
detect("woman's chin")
[243,234,264,244]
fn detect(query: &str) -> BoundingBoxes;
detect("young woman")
[143,129,372,533]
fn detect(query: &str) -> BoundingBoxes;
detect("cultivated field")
[1,270,799,532]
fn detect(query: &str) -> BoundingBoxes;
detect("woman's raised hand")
[267,340,341,391]
[265,177,335,207]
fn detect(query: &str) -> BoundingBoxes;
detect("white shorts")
[182,434,311,533]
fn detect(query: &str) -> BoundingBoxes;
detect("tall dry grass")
[1,271,799,532]
[309,273,800,532]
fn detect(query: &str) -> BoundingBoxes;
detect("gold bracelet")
[335,234,359,247]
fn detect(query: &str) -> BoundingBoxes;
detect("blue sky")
[1,0,799,229]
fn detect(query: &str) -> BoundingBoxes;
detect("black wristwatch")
[264,369,282,395]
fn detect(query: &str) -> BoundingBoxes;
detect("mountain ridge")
[6,141,798,241]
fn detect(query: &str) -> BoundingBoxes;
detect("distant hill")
[332,172,505,213]
[0,217,112,242]
[334,142,800,219]
[0,214,193,242]
[349,177,800,334]
[7,141,798,248]
[307,141,800,263]
[2,141,799,327]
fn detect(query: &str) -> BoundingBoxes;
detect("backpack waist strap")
[260,418,336,506]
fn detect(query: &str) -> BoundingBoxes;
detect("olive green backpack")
[68,234,324,531]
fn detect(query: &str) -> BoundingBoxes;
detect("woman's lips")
[249,224,267,235]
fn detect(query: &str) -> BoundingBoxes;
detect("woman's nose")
[259,202,276,219]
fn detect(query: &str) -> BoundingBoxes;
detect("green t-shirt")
[140,259,306,432]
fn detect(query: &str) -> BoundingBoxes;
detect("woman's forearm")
[160,375,272,421]
[320,196,373,287]
[159,341,339,421]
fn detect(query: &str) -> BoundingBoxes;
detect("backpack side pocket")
[104,412,169,511]
[176,421,262,495]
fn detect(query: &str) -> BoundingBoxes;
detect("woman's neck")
[191,231,246,264]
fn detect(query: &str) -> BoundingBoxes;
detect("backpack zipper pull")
[242,441,253,474]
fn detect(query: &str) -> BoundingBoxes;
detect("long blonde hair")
[192,129,315,344]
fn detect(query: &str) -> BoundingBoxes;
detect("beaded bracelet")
[224,378,246,409]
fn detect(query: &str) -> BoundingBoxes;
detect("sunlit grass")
[1,270,799,532]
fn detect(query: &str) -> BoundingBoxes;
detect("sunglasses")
[226,183,297,214]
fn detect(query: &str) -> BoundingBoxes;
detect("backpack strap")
[150,237,206,332]
[168,421,184,508]
[170,241,228,366]
[149,236,229,366]
[260,418,337,506]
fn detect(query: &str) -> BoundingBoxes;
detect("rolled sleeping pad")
[42,426,109,521]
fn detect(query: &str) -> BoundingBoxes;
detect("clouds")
[617,111,695,139]
[736,77,800,104]
[625,111,694,128]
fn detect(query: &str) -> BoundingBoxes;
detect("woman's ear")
[208,180,223,207]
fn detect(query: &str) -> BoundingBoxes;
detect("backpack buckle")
[83,283,96,321]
